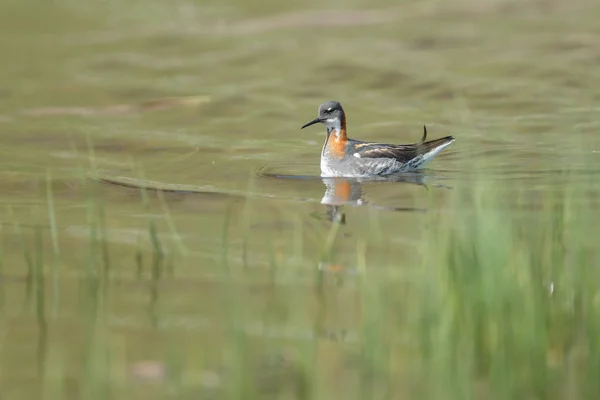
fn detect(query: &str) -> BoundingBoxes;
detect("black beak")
[301,117,322,129]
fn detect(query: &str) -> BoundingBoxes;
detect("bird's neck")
[324,117,347,158]
[327,117,347,140]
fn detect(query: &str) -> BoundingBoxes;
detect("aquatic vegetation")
[1,0,600,398]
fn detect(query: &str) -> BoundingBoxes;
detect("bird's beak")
[301,117,322,129]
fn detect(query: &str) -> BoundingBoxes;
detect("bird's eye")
[326,107,333,113]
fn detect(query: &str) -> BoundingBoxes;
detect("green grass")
[0,167,598,400]
[413,184,597,399]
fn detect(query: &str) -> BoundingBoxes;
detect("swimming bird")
[301,101,455,177]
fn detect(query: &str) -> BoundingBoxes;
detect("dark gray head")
[301,101,346,131]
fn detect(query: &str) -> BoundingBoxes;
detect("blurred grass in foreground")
[413,179,598,400]
[2,165,598,400]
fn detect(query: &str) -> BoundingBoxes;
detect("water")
[1,0,600,398]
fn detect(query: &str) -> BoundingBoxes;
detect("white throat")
[325,118,342,137]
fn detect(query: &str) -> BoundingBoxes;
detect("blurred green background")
[1,0,599,398]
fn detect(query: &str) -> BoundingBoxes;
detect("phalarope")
[301,101,455,177]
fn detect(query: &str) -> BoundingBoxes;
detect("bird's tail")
[419,125,455,153]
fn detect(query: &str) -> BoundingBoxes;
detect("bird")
[301,101,456,177]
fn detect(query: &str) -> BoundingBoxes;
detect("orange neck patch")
[326,117,347,158]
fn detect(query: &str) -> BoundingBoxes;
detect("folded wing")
[352,126,454,164]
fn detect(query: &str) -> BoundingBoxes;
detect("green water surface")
[1,0,600,398]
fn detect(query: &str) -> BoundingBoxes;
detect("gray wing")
[349,126,453,164]
[350,142,420,164]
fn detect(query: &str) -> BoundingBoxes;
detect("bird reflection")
[320,173,433,224]
[317,173,445,278]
